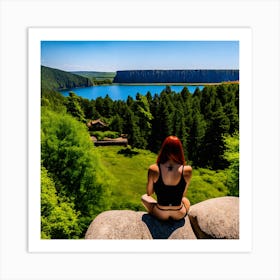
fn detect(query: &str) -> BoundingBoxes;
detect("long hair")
[156,136,186,165]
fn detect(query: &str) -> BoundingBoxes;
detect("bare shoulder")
[148,164,159,173]
[148,163,159,178]
[183,165,192,177]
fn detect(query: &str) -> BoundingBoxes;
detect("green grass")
[188,168,228,205]
[96,146,156,211]
[96,146,229,211]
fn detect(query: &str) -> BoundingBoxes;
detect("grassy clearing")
[96,146,229,210]
[96,146,156,211]
[187,168,228,205]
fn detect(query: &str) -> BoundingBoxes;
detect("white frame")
[28,27,252,253]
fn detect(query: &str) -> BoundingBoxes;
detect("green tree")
[66,92,86,122]
[41,108,114,234]
[158,92,174,142]
[123,108,142,148]
[41,166,82,239]
[41,87,67,113]
[135,94,153,149]
[173,96,188,159]
[110,114,124,133]
[102,94,114,118]
[189,96,206,166]
[149,94,162,153]
[80,98,100,120]
[223,133,239,196]
[202,98,230,169]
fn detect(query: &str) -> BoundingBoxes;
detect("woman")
[141,135,192,221]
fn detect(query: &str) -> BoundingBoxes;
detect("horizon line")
[41,65,239,73]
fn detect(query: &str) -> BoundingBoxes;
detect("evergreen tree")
[223,91,239,134]
[102,94,114,118]
[189,96,206,167]
[123,108,142,148]
[146,91,153,105]
[202,98,230,169]
[173,98,188,160]
[149,94,162,153]
[66,92,86,122]
[110,114,124,133]
[80,98,99,120]
[158,92,174,143]
[135,94,153,149]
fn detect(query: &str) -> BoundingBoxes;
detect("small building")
[87,119,108,131]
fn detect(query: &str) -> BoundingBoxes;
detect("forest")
[41,82,239,239]
[41,66,93,90]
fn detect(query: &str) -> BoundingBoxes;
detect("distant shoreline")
[112,81,239,86]
[113,82,219,86]
[59,81,239,92]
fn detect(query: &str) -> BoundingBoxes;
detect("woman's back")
[153,162,186,206]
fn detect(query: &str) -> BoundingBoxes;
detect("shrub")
[91,130,120,140]
[41,108,115,237]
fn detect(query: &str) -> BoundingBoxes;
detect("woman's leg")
[168,198,191,220]
[182,197,190,213]
[151,205,172,221]
[141,194,157,214]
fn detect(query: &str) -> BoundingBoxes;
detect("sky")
[41,41,239,72]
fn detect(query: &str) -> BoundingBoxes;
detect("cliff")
[85,196,239,239]
[113,70,239,84]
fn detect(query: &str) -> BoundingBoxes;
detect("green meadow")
[96,146,229,211]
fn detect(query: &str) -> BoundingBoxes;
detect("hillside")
[113,69,239,84]
[41,65,93,90]
[71,71,116,80]
[71,71,116,85]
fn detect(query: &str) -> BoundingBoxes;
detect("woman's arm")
[183,165,192,196]
[146,164,158,196]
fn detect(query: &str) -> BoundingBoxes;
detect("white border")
[28,27,252,253]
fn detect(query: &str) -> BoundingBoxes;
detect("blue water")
[60,84,204,101]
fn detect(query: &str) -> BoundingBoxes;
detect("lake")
[60,84,204,101]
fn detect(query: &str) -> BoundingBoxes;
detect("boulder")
[85,196,239,239]
[188,196,239,239]
[85,210,196,239]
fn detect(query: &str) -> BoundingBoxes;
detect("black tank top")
[153,164,186,206]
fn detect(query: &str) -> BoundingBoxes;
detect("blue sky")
[41,41,239,72]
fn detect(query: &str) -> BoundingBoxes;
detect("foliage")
[55,83,239,171]
[187,168,228,205]
[66,92,86,122]
[41,108,114,237]
[40,75,239,238]
[96,146,229,211]
[223,132,239,196]
[96,146,156,211]
[41,166,82,239]
[41,65,93,90]
[71,71,116,84]
[91,130,120,140]
[41,86,67,113]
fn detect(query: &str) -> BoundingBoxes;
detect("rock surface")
[188,196,239,239]
[85,210,196,239]
[85,196,239,239]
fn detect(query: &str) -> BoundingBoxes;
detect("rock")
[85,210,150,239]
[188,196,239,239]
[85,196,239,239]
[141,213,197,239]
[85,210,197,239]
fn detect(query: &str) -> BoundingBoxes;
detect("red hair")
[157,136,186,165]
